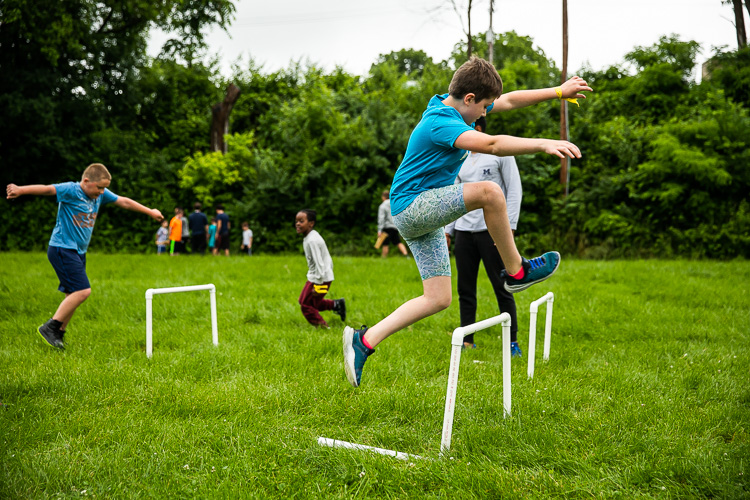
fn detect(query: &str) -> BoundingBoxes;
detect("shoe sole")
[37,325,63,349]
[504,252,561,293]
[342,326,359,387]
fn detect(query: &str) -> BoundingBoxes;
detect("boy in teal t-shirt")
[343,57,592,388]
[6,163,163,349]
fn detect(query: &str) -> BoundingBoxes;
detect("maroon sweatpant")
[298,280,334,326]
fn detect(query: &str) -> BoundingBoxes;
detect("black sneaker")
[333,298,347,322]
[37,319,64,349]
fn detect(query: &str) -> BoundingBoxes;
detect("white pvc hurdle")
[440,312,511,456]
[527,292,554,379]
[145,284,218,358]
[317,313,511,460]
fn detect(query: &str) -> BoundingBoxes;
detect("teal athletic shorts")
[393,184,467,280]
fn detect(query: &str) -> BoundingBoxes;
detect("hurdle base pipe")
[441,312,511,457]
[318,437,425,461]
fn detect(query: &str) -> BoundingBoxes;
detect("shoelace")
[528,255,546,270]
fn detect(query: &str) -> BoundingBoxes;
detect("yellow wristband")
[555,87,580,107]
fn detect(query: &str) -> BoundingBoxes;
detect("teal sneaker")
[510,341,522,358]
[504,251,561,293]
[343,326,374,388]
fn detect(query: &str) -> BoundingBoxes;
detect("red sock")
[508,266,525,280]
[362,335,374,350]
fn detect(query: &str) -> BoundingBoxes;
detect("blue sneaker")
[510,341,522,358]
[503,251,561,293]
[343,326,375,388]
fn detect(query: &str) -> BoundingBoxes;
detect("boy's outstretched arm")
[6,184,56,199]
[113,196,163,221]
[455,131,581,159]
[489,76,592,113]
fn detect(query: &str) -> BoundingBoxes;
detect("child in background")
[6,163,163,349]
[208,218,217,255]
[240,222,253,256]
[295,209,346,329]
[155,219,169,255]
[169,207,182,256]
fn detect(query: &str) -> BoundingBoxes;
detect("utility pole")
[560,0,570,196]
[488,0,495,64]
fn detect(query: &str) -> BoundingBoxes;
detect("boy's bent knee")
[75,288,92,301]
[481,181,505,204]
[465,181,506,211]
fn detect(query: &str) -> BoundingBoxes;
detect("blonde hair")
[82,163,111,182]
[448,56,503,102]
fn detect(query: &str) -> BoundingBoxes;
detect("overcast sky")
[149,0,748,80]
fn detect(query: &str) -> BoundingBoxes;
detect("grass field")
[1,252,748,498]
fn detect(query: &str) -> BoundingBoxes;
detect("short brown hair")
[82,163,111,182]
[448,56,503,102]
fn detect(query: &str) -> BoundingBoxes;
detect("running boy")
[295,209,346,329]
[343,57,591,387]
[6,163,163,348]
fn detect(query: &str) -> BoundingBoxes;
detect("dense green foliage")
[1,0,748,258]
[1,254,748,497]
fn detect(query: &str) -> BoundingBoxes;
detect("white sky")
[149,0,748,79]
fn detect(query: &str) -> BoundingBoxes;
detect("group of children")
[155,205,253,256]
[7,57,591,391]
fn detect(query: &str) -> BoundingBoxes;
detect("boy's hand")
[150,209,164,221]
[542,140,581,159]
[560,76,593,100]
[6,184,21,199]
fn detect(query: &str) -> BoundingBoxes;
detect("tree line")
[1,1,748,258]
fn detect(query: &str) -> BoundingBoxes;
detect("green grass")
[1,253,748,498]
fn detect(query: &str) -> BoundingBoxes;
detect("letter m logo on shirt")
[483,168,491,176]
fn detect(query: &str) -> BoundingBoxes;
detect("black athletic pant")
[192,234,207,255]
[454,229,518,344]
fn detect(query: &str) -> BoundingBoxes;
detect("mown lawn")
[1,253,748,498]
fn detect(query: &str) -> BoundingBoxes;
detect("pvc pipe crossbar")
[317,437,425,461]
[145,284,218,358]
[440,312,511,456]
[527,292,554,379]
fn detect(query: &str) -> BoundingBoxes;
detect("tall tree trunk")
[560,0,569,195]
[210,84,241,154]
[733,0,748,48]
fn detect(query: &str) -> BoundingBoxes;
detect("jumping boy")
[295,209,346,329]
[6,163,163,349]
[342,57,591,387]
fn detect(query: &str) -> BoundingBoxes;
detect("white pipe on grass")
[317,437,425,461]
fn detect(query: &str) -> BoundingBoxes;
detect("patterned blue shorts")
[393,184,467,280]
